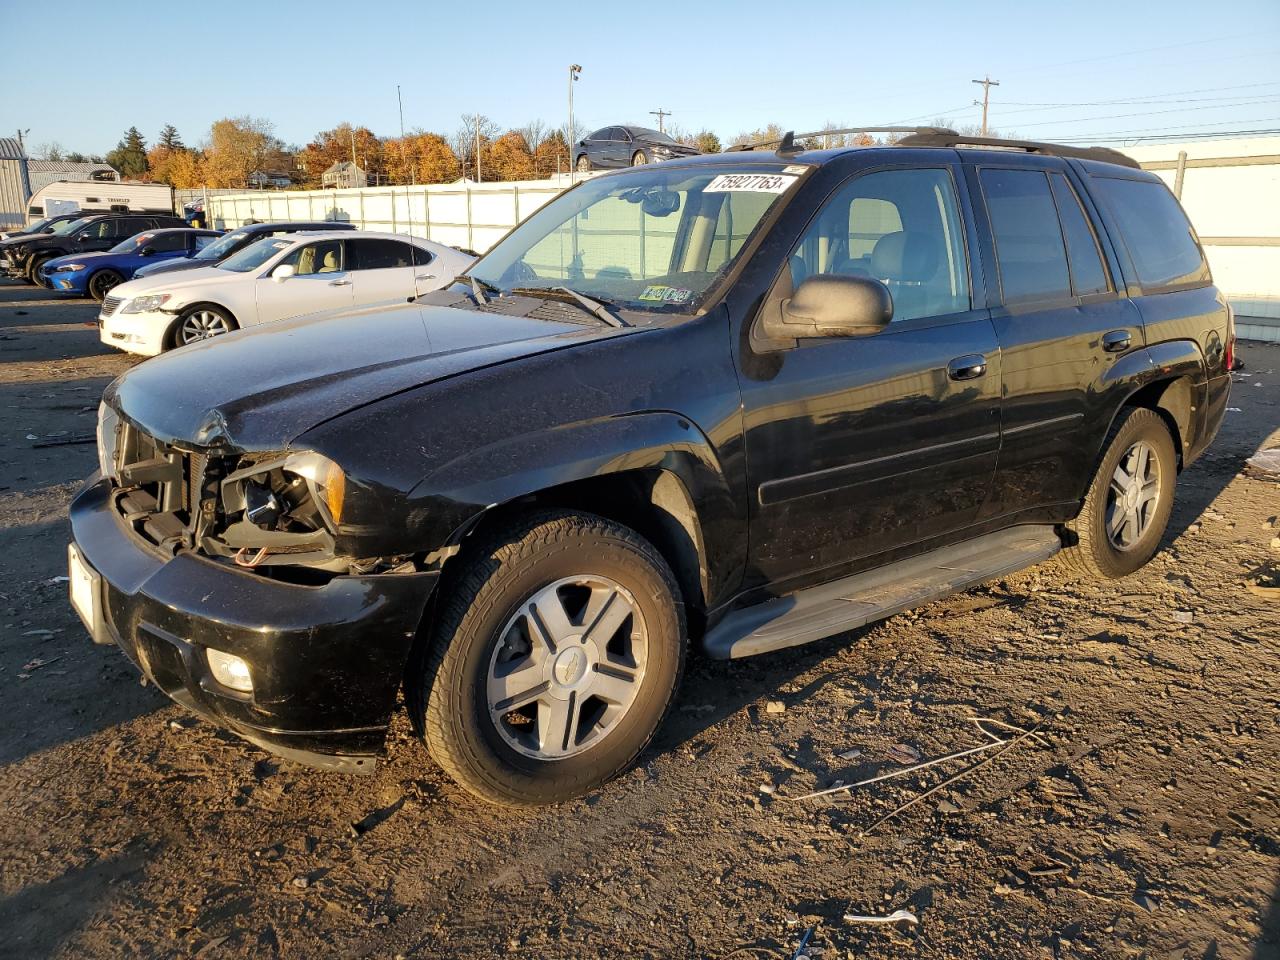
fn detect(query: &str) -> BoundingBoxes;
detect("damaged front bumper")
[69,476,438,773]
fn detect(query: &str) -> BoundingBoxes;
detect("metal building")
[0,137,32,230]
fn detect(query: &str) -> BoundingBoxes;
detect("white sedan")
[98,231,474,355]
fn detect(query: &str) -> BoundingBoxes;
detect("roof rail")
[894,132,1140,169]
[729,126,959,153]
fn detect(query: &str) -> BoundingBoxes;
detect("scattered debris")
[18,656,60,678]
[759,783,776,796]
[22,629,56,638]
[1172,610,1194,624]
[30,433,95,448]
[789,925,815,960]
[836,748,862,761]
[765,700,786,714]
[1244,448,1280,479]
[887,743,921,764]
[842,908,919,926]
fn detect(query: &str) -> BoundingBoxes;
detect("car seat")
[317,250,340,273]
[870,231,940,321]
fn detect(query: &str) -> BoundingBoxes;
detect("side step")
[702,525,1062,660]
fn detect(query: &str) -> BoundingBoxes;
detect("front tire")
[576,154,592,172]
[28,255,54,287]
[412,511,685,806]
[631,151,649,166]
[173,304,236,348]
[88,269,123,302]
[1060,408,1177,579]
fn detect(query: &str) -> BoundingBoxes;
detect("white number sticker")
[704,173,798,194]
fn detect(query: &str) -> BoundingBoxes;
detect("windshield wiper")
[509,286,628,328]
[458,274,500,305]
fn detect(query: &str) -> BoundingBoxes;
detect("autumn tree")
[106,127,148,178]
[201,116,285,188]
[296,124,383,187]
[384,131,458,184]
[485,132,536,181]
[534,129,571,177]
[451,115,499,181]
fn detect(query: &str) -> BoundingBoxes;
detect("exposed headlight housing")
[122,293,173,313]
[222,450,347,534]
[56,263,87,272]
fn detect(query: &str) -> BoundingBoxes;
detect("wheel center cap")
[552,646,588,687]
[1125,484,1140,508]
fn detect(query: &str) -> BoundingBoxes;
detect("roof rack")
[729,126,958,153]
[895,132,1140,169]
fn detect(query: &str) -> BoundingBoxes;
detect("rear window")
[1093,177,1209,289]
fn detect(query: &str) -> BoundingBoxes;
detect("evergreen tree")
[158,124,184,150]
[105,126,148,178]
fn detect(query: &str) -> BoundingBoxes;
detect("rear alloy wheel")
[175,305,236,347]
[631,151,648,166]
[413,510,685,806]
[1060,407,1177,579]
[88,269,123,302]
[576,154,591,172]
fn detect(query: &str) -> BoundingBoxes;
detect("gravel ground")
[0,278,1277,960]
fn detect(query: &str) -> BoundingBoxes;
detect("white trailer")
[24,181,174,223]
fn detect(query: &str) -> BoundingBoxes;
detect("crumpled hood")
[107,300,630,450]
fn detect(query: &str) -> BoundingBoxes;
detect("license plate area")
[68,542,107,644]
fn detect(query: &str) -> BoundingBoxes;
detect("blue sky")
[3,0,1278,154]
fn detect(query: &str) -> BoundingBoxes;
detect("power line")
[1057,127,1280,144]
[993,90,1280,112]
[1048,116,1280,140]
[1003,99,1280,129]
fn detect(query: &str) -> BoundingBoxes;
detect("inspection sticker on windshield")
[704,173,798,193]
[639,285,692,303]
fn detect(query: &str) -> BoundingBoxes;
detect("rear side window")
[148,232,189,253]
[1049,173,1110,296]
[348,238,418,270]
[1093,177,1208,289]
[980,169,1071,304]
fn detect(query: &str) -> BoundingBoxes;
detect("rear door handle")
[948,354,987,381]
[328,278,351,287]
[1102,330,1131,353]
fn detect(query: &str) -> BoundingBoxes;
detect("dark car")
[0,212,86,242]
[133,220,357,280]
[69,130,1231,806]
[574,125,700,171]
[4,212,186,285]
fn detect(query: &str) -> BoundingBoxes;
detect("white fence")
[206,176,583,254]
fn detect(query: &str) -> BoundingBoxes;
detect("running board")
[702,526,1062,660]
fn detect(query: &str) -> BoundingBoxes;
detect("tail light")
[1224,304,1236,372]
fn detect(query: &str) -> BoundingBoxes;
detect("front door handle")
[1102,329,1131,353]
[416,274,435,281]
[328,278,352,287]
[948,354,987,381]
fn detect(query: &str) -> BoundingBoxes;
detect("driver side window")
[281,240,343,276]
[789,168,970,322]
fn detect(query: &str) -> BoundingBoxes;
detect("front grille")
[111,422,220,554]
[101,295,123,317]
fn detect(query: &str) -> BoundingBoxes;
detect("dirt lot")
[0,278,1276,960]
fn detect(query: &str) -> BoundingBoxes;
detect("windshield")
[108,232,152,254]
[195,227,251,261]
[217,236,292,273]
[469,163,801,312]
[635,127,677,145]
[50,218,88,236]
[25,217,53,232]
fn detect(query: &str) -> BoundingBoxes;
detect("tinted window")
[1094,176,1208,289]
[79,220,114,240]
[981,169,1071,304]
[348,238,418,270]
[1049,174,1110,296]
[147,232,189,253]
[193,234,218,251]
[588,128,609,141]
[789,167,970,322]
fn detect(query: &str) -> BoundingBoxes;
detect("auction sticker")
[639,285,692,303]
[704,173,798,193]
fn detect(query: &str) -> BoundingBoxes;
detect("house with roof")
[321,160,366,189]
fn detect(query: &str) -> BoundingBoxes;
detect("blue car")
[42,228,222,301]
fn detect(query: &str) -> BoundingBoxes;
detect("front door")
[254,239,353,326]
[738,165,1001,587]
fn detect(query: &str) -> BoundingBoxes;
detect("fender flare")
[1098,339,1206,464]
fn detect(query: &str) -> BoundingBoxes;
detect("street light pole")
[568,64,582,182]
[397,84,413,186]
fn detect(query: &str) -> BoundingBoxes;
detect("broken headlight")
[223,451,346,535]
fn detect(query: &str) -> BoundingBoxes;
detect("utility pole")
[15,128,29,155]
[475,113,481,182]
[649,108,671,133]
[971,76,1000,136]
[568,64,582,181]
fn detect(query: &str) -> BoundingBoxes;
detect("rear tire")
[411,510,685,806]
[88,269,123,302]
[576,154,591,172]
[1059,408,1177,579]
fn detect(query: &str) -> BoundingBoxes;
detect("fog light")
[206,648,253,693]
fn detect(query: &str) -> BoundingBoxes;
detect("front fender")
[409,410,743,604]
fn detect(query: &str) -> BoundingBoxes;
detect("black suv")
[68,129,1232,805]
[4,212,185,285]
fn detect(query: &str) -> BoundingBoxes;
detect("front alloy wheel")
[631,151,648,166]
[413,511,685,806]
[176,306,234,346]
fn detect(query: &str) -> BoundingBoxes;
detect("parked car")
[98,231,474,354]
[69,132,1231,806]
[134,221,357,280]
[574,125,700,171]
[4,212,186,285]
[0,212,85,242]
[40,228,223,301]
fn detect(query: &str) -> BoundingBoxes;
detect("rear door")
[967,159,1144,516]
[347,237,419,305]
[738,162,1001,585]
[253,238,353,325]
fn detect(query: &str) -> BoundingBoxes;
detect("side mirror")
[271,263,295,282]
[139,246,156,257]
[763,274,893,344]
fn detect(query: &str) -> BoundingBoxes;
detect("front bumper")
[47,270,88,294]
[99,308,170,356]
[69,476,438,773]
